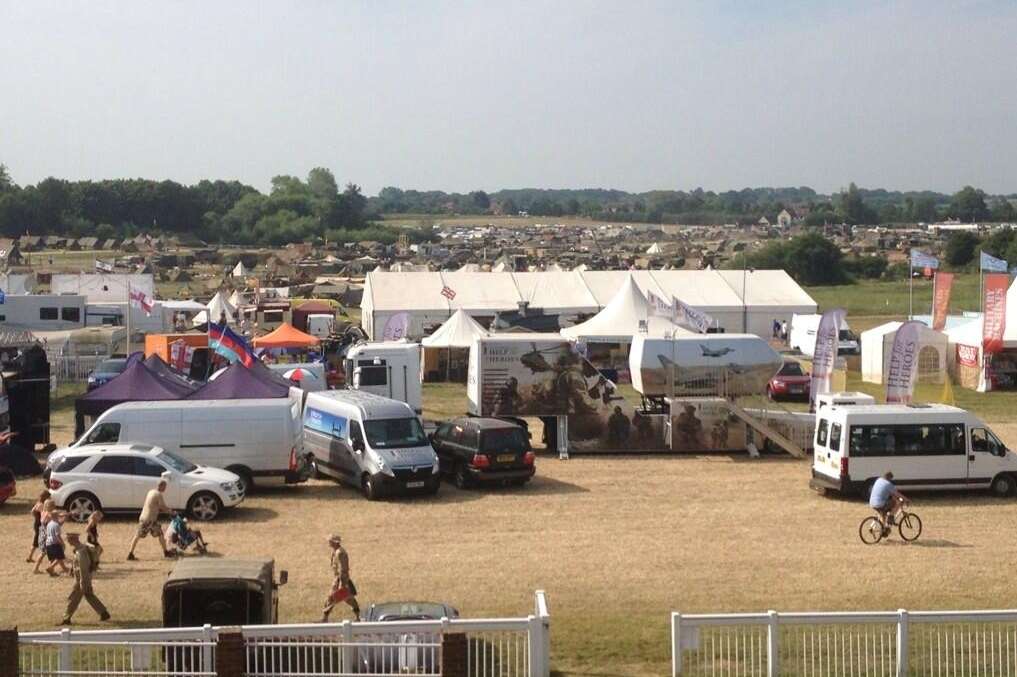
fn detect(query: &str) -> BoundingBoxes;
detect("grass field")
[7,380,1017,676]
[804,274,982,318]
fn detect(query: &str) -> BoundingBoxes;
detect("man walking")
[320,533,360,622]
[127,479,175,560]
[61,533,110,625]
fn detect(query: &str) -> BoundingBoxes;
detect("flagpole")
[125,277,132,356]
[931,271,937,320]
[908,260,913,320]
[979,251,984,314]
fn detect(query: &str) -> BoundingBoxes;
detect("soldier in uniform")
[61,533,110,625]
[320,533,360,622]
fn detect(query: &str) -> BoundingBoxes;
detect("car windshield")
[839,329,856,341]
[481,428,529,453]
[157,450,197,474]
[363,417,428,449]
[778,362,805,377]
[97,358,127,373]
[374,603,448,621]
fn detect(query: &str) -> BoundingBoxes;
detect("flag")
[931,272,953,331]
[982,273,1008,355]
[810,308,845,409]
[94,259,115,273]
[169,339,195,373]
[646,289,672,318]
[885,321,923,404]
[382,312,411,340]
[909,249,939,270]
[981,251,1008,273]
[674,298,714,333]
[129,288,154,316]
[209,322,256,367]
[440,285,456,300]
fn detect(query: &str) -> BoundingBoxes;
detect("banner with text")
[932,272,954,331]
[674,299,714,334]
[809,308,845,409]
[982,273,1009,355]
[885,320,923,403]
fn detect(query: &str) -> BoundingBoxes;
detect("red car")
[767,360,811,401]
[0,466,16,506]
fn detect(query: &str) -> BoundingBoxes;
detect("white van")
[51,396,308,495]
[810,402,1017,497]
[302,390,438,500]
[344,341,422,415]
[790,313,859,357]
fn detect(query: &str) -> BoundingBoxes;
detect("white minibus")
[811,402,1017,497]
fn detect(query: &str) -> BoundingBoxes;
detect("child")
[34,499,56,574]
[44,511,71,577]
[27,490,51,563]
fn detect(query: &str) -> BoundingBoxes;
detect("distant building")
[777,209,794,228]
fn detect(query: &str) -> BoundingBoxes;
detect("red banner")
[932,272,953,331]
[982,273,1009,355]
[956,344,979,368]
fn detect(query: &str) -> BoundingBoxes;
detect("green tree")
[944,231,980,267]
[950,186,989,222]
[909,196,939,223]
[469,190,490,210]
[743,232,847,285]
[835,183,878,225]
[991,199,1017,223]
[307,167,339,201]
[0,164,15,193]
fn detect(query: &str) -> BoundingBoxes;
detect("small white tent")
[561,274,690,343]
[421,309,488,348]
[645,242,663,255]
[195,291,237,326]
[232,261,248,278]
[861,321,948,385]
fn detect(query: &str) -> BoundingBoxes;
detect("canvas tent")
[362,270,816,340]
[252,322,320,349]
[561,275,691,343]
[861,321,948,385]
[944,277,1017,392]
[291,300,334,333]
[233,261,249,278]
[421,309,488,381]
[74,359,198,435]
[189,360,293,399]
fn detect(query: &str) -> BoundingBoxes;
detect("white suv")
[48,444,244,522]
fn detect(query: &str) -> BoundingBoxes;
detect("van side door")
[969,426,1007,488]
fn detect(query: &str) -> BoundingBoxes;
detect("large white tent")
[193,291,237,326]
[361,269,816,340]
[561,275,691,343]
[860,321,948,385]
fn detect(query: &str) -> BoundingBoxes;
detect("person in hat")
[61,532,110,625]
[320,533,360,622]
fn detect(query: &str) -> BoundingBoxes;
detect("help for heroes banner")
[809,308,845,408]
[885,320,923,403]
[931,272,953,331]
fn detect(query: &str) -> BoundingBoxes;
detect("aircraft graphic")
[699,344,735,358]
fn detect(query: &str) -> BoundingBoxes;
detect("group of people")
[26,479,209,625]
[771,319,790,343]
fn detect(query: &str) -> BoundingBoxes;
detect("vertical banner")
[674,298,714,334]
[382,312,411,340]
[809,308,845,409]
[931,272,954,331]
[982,273,1009,355]
[885,321,923,403]
[646,289,673,318]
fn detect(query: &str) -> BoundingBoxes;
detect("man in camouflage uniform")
[320,533,360,622]
[61,533,111,625]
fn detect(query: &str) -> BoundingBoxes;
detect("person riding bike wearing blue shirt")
[869,471,908,528]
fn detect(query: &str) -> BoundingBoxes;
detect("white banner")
[885,320,923,404]
[382,311,411,340]
[674,299,714,334]
[809,308,845,408]
[646,289,673,318]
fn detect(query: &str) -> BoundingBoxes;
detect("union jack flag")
[441,285,456,300]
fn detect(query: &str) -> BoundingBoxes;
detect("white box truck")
[344,341,422,415]
[789,313,859,357]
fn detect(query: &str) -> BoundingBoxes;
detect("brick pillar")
[0,627,18,677]
[442,632,468,677]
[216,629,245,677]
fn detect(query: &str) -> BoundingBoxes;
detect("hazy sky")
[2,1,1015,195]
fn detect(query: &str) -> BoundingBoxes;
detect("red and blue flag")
[209,322,256,367]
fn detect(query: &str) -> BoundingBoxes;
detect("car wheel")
[188,492,223,521]
[362,474,381,501]
[991,474,1015,497]
[66,493,101,523]
[454,463,472,489]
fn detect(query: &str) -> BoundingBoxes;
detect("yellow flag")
[940,377,956,406]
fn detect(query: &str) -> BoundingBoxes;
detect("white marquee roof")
[421,309,489,348]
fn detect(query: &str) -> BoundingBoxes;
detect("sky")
[1,1,1016,196]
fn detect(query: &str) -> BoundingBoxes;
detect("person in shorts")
[44,511,71,576]
[127,480,174,560]
[27,489,51,564]
[869,471,907,527]
[320,533,360,622]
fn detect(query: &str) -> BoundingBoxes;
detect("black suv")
[430,417,535,488]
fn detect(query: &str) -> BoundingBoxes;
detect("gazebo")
[420,309,488,381]
[252,322,320,349]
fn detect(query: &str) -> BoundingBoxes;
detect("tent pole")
[126,277,132,356]
[908,263,913,319]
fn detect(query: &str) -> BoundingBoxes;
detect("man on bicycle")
[869,471,907,526]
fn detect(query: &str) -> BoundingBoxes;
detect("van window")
[364,417,428,449]
[816,419,829,447]
[849,423,966,457]
[83,423,121,445]
[61,307,81,322]
[971,428,1005,455]
[357,361,388,387]
[829,423,842,452]
[350,420,365,448]
[40,307,58,320]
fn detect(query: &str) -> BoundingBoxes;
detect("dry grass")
[6,385,1017,676]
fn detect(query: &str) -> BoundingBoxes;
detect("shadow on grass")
[880,538,971,548]
[222,506,278,523]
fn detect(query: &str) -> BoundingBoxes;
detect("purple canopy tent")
[187,360,293,400]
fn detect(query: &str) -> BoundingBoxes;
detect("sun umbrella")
[283,367,317,382]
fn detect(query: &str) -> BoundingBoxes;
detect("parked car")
[430,417,536,488]
[86,357,128,391]
[767,360,811,401]
[47,444,244,522]
[360,602,459,674]
[0,466,15,506]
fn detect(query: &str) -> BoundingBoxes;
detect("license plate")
[406,481,425,488]
[497,454,516,463]
[790,386,802,393]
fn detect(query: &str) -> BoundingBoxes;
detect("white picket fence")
[18,591,550,677]
[672,608,1017,676]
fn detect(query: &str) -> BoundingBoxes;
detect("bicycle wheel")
[859,516,884,544]
[898,512,922,542]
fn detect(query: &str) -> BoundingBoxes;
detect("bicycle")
[859,506,922,544]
